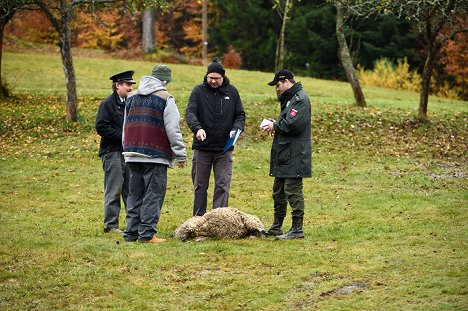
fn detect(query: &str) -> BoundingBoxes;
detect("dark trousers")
[124,163,167,242]
[101,151,129,229]
[272,177,304,218]
[191,149,233,216]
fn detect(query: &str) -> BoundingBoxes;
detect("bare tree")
[347,0,468,121]
[202,0,208,65]
[335,1,366,107]
[142,8,155,54]
[274,0,293,70]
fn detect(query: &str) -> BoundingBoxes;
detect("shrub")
[357,58,421,92]
[223,47,242,69]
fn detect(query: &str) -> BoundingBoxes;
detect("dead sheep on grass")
[173,207,266,241]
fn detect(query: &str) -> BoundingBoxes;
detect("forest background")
[4,0,466,100]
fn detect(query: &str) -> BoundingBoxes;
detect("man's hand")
[196,129,206,141]
[261,118,275,135]
[176,160,186,168]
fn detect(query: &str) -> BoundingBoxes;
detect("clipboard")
[223,129,242,153]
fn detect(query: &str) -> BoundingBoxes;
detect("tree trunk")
[142,9,155,54]
[0,18,5,100]
[275,0,290,70]
[58,22,78,122]
[335,2,366,107]
[0,6,15,100]
[202,0,208,65]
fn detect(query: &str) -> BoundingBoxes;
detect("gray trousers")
[124,163,167,242]
[191,149,233,216]
[101,151,129,230]
[272,177,304,219]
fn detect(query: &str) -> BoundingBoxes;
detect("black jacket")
[95,91,125,157]
[270,83,312,178]
[186,75,245,152]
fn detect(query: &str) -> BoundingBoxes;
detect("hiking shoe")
[104,227,124,235]
[138,236,166,243]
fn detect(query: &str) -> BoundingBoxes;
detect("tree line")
[1,0,466,122]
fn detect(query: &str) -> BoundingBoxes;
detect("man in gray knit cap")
[122,64,186,243]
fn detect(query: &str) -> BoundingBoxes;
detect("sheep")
[173,207,266,241]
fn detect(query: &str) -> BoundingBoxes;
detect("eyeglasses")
[207,76,223,81]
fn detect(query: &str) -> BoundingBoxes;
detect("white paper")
[260,119,273,128]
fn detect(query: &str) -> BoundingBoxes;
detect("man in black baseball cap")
[267,69,294,86]
[262,68,312,240]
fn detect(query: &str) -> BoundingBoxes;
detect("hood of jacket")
[138,76,167,96]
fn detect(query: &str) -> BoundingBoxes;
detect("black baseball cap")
[267,69,294,86]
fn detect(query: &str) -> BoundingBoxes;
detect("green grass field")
[1,52,467,310]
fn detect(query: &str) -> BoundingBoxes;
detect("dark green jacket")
[270,83,312,178]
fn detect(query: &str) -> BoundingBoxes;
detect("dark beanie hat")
[207,57,225,76]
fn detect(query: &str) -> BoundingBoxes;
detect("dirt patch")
[429,161,468,179]
[321,282,368,296]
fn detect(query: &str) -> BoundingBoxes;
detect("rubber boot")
[266,216,284,236]
[275,216,304,240]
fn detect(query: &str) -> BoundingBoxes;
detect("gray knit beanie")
[152,65,172,82]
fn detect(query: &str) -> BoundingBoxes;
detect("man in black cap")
[261,69,312,239]
[95,70,136,234]
[186,57,246,216]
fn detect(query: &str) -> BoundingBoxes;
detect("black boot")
[275,216,304,240]
[266,216,284,236]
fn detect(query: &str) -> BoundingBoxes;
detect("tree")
[142,1,171,54]
[347,0,468,121]
[201,0,208,65]
[210,0,277,71]
[142,8,155,53]
[334,1,366,107]
[0,0,30,99]
[274,0,294,70]
[32,0,169,122]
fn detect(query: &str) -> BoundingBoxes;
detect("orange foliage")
[223,47,242,69]
[5,1,215,62]
[435,18,467,100]
[73,9,141,52]
[5,11,57,44]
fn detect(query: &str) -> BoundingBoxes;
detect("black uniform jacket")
[95,91,126,157]
[270,83,312,178]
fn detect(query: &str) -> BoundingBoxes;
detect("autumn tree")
[25,0,170,122]
[334,1,366,107]
[347,0,468,121]
[0,0,31,99]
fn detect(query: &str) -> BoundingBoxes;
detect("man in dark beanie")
[186,57,246,216]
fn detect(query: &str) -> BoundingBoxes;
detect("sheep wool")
[174,207,265,241]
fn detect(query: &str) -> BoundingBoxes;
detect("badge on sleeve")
[289,108,298,117]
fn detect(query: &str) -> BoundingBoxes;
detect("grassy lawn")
[1,52,467,310]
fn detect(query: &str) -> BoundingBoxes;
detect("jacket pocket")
[276,142,291,165]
